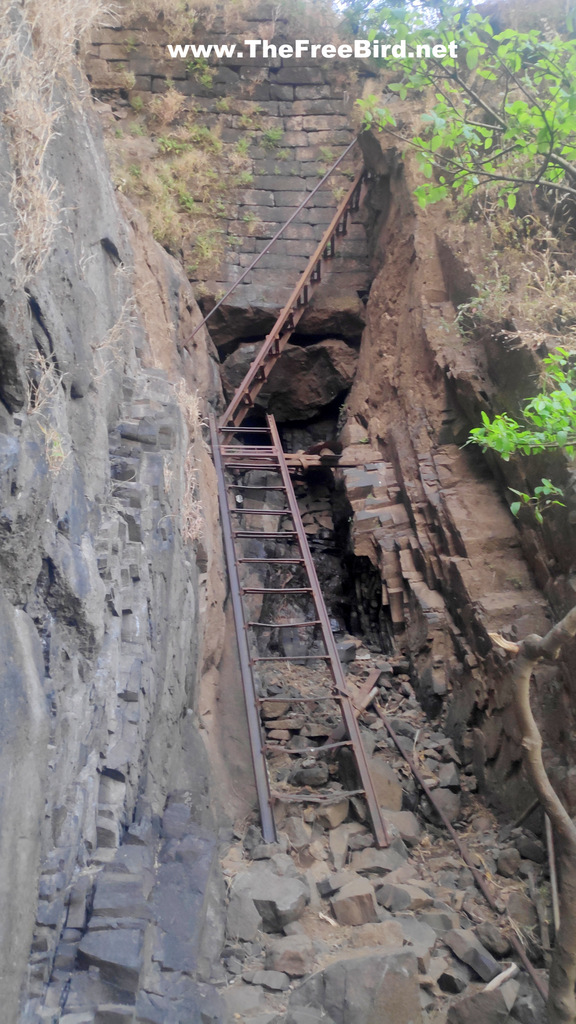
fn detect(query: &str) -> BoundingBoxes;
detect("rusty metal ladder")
[209,148,388,846]
[210,414,389,846]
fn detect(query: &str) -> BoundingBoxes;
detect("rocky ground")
[215,648,549,1024]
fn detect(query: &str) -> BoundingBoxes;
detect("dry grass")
[123,0,196,34]
[0,0,111,285]
[94,294,138,380]
[174,380,205,545]
[26,349,71,473]
[148,86,186,127]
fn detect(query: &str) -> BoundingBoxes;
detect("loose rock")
[330,877,379,926]
[444,929,501,982]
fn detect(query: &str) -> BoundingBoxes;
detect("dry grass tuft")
[174,380,205,545]
[93,294,138,380]
[148,86,186,127]
[0,0,111,285]
[26,349,71,473]
[124,0,196,35]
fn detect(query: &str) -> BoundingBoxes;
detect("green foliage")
[354,4,576,209]
[508,481,564,524]
[468,347,576,518]
[235,136,251,156]
[186,57,215,88]
[158,135,191,154]
[261,126,284,151]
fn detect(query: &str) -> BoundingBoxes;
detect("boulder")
[446,980,520,1023]
[221,338,358,421]
[507,892,538,928]
[367,756,404,811]
[497,848,521,878]
[444,929,501,982]
[77,928,143,994]
[285,950,422,1024]
[350,846,407,876]
[438,962,473,993]
[248,969,290,991]
[429,789,461,823]
[330,877,379,926]
[348,920,404,949]
[317,799,349,830]
[253,872,309,932]
[266,935,315,977]
[475,922,511,958]
[515,835,546,864]
[226,874,262,942]
[380,810,422,847]
[376,883,433,913]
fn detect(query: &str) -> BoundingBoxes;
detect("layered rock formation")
[0,16,229,1020]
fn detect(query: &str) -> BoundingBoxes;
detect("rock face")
[338,131,562,809]
[0,12,226,1022]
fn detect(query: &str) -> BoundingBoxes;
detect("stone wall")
[81,1,371,347]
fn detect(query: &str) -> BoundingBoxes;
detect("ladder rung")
[238,558,305,564]
[233,530,298,538]
[229,484,287,491]
[252,655,331,663]
[269,789,365,803]
[245,589,313,597]
[223,463,281,470]
[264,741,352,755]
[219,426,271,433]
[257,694,342,703]
[229,509,290,515]
[247,619,321,628]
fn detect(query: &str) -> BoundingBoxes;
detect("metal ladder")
[210,414,389,847]
[209,148,388,846]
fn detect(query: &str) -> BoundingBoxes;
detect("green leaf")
[466,48,479,70]
[510,502,521,516]
[507,192,517,210]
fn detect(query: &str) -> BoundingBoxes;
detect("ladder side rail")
[266,414,389,849]
[209,413,277,842]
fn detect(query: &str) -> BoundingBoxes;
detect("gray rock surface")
[444,929,501,982]
[286,950,422,1024]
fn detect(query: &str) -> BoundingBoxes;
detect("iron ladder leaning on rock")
[206,143,390,848]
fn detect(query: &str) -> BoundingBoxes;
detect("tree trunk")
[548,844,576,1024]
[506,613,576,1024]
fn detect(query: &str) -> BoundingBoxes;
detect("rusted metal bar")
[251,656,332,664]
[241,587,314,594]
[186,137,359,344]
[229,509,290,515]
[237,557,306,564]
[247,619,322,628]
[271,789,366,804]
[209,412,277,843]
[264,741,353,756]
[374,702,548,1003]
[256,693,341,701]
[220,168,366,429]
[267,414,389,849]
